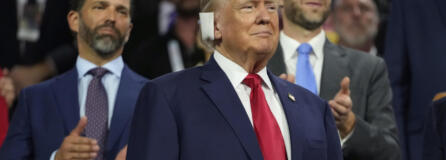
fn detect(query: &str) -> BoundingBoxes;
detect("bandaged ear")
[199,12,215,41]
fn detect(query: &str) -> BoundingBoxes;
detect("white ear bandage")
[199,12,215,41]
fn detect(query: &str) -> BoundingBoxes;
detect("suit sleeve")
[383,0,409,157]
[324,102,343,160]
[343,58,401,160]
[422,104,443,160]
[126,82,179,160]
[0,89,33,159]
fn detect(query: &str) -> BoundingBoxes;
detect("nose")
[105,8,117,24]
[256,4,273,25]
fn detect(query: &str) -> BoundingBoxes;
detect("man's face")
[334,0,378,46]
[283,0,331,30]
[71,0,133,58]
[216,0,280,57]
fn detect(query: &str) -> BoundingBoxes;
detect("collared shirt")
[280,30,353,147]
[77,56,123,128]
[280,30,326,93]
[213,51,292,160]
[50,56,124,160]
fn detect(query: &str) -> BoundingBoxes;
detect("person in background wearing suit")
[126,0,343,159]
[331,0,381,56]
[267,0,400,159]
[0,0,148,159]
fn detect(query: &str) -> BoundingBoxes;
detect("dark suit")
[268,40,400,160]
[0,65,148,160]
[0,0,19,68]
[423,97,446,160]
[126,56,343,160]
[384,0,446,159]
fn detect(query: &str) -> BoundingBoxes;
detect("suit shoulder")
[124,65,150,83]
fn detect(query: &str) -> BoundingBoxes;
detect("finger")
[334,96,352,109]
[287,75,295,83]
[330,107,341,121]
[71,137,98,145]
[339,77,350,95]
[68,143,100,152]
[279,74,287,80]
[71,117,88,136]
[330,101,349,115]
[66,151,98,159]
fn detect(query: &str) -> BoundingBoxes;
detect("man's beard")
[335,22,378,47]
[284,1,330,30]
[78,19,125,58]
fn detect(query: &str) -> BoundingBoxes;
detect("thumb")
[70,116,88,136]
[339,77,350,95]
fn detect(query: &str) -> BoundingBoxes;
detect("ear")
[67,11,80,33]
[214,15,222,40]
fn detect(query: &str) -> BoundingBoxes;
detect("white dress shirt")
[280,30,325,93]
[280,30,353,147]
[213,51,292,160]
[50,56,124,160]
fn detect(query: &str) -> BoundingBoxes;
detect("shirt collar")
[280,30,326,60]
[76,56,124,79]
[213,51,272,89]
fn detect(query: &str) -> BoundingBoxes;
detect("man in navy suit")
[126,0,342,159]
[0,0,148,159]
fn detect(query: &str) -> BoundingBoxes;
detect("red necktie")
[243,74,287,160]
[0,69,9,147]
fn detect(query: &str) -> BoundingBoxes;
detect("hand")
[328,77,356,138]
[0,69,16,108]
[10,59,56,95]
[279,74,295,83]
[115,145,127,160]
[55,117,100,160]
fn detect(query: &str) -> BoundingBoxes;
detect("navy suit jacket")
[0,65,148,160]
[126,56,342,160]
[384,0,446,159]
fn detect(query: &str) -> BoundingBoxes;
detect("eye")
[93,5,105,10]
[241,4,255,12]
[266,4,278,11]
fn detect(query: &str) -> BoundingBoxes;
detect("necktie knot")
[88,67,109,78]
[297,43,313,56]
[243,74,262,89]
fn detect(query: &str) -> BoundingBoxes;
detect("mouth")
[98,27,118,36]
[251,31,273,37]
[304,2,323,8]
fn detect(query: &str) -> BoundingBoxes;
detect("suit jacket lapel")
[320,41,351,100]
[51,69,80,135]
[200,57,264,160]
[268,43,287,76]
[268,72,305,160]
[106,66,142,151]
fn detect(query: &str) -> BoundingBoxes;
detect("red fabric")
[0,69,9,147]
[243,74,286,160]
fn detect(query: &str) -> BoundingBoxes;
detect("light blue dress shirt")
[50,56,124,160]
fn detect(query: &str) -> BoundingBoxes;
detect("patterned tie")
[85,67,109,160]
[243,74,287,160]
[295,43,318,94]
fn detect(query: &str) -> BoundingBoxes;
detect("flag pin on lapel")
[288,93,296,102]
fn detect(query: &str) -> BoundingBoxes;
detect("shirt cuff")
[50,150,58,160]
[338,127,355,148]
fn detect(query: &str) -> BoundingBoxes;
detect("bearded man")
[0,0,148,159]
[267,0,400,159]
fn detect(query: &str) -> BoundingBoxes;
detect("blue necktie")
[295,43,318,95]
